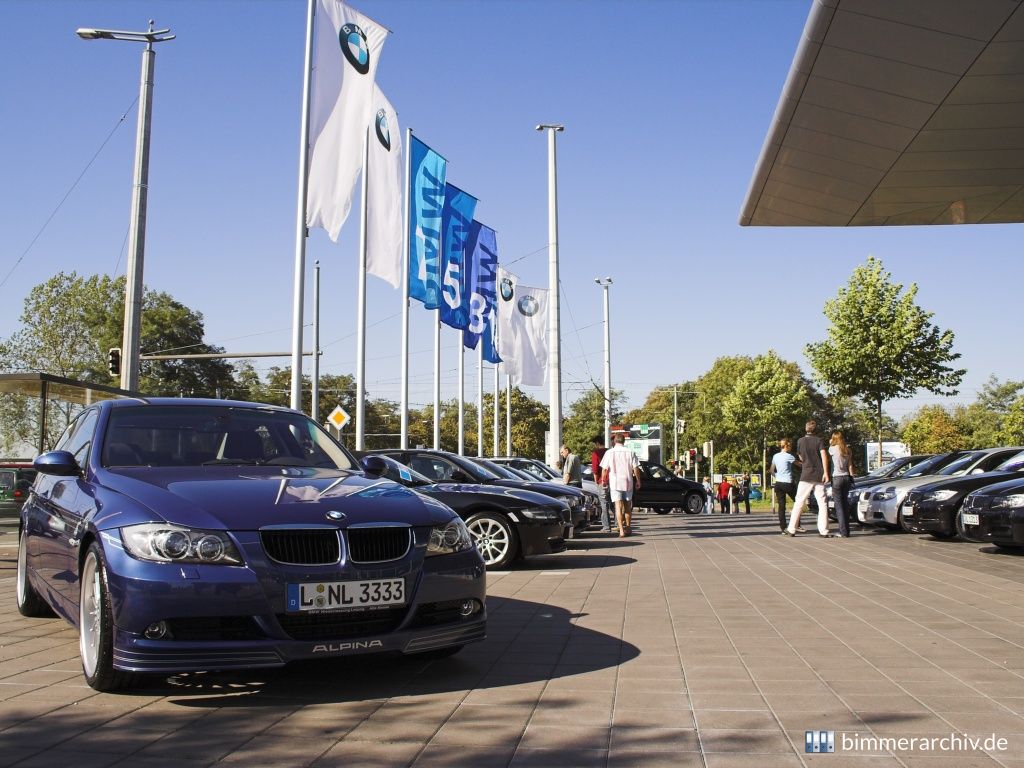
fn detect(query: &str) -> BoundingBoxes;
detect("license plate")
[962,513,980,526]
[286,578,405,613]
[903,504,914,517]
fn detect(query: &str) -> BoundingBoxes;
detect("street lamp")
[77,21,174,393]
[536,123,564,466]
[594,277,612,447]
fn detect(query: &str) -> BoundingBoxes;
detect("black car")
[902,450,1024,539]
[959,476,1024,550]
[358,454,567,569]
[635,462,706,514]
[472,458,598,529]
[371,449,586,539]
[851,451,972,525]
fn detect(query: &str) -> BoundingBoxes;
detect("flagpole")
[536,124,564,464]
[505,373,512,455]
[289,0,316,412]
[457,333,465,455]
[355,129,369,450]
[477,345,484,457]
[400,127,412,448]
[492,361,499,456]
[433,310,441,449]
[312,260,320,421]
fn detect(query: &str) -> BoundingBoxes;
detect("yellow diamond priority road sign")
[327,405,350,431]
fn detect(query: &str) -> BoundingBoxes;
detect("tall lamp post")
[536,123,564,466]
[595,278,613,447]
[77,22,174,393]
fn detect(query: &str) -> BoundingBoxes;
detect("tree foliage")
[806,256,965,456]
[901,405,966,454]
[562,386,626,459]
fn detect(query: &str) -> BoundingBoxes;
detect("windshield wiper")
[202,458,262,466]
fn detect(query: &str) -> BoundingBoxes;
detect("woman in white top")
[829,430,855,538]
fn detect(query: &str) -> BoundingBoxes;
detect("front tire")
[683,493,703,515]
[16,527,55,618]
[465,512,518,570]
[653,507,671,515]
[79,543,135,692]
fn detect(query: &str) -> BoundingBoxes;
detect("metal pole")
[433,310,441,449]
[602,281,611,447]
[312,260,320,421]
[457,334,465,455]
[355,131,369,450]
[537,124,564,464]
[505,374,512,455]
[400,128,412,448]
[673,385,678,464]
[120,38,155,393]
[290,0,316,411]
[477,345,484,457]
[492,362,499,456]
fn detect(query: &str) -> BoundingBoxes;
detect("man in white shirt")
[599,432,642,537]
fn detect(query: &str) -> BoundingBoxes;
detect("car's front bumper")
[100,529,487,674]
[900,499,957,535]
[959,507,1024,546]
[862,496,900,526]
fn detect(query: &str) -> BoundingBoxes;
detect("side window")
[63,410,99,467]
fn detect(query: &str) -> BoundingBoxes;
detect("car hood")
[875,474,953,494]
[418,482,566,508]
[94,466,453,531]
[915,469,1024,496]
[486,478,581,498]
[969,475,1024,500]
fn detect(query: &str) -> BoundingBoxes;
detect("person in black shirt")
[783,420,832,537]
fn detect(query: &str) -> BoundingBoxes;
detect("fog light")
[460,599,479,617]
[144,621,169,640]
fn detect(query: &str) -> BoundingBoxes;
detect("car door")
[640,463,677,506]
[44,408,100,608]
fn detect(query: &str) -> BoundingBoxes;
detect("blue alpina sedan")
[16,399,486,691]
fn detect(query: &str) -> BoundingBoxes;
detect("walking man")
[560,444,583,488]
[741,471,752,514]
[784,420,831,537]
[591,436,611,532]
[600,432,641,537]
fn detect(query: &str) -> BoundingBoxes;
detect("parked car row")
[846,447,1024,551]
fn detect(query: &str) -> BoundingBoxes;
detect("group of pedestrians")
[697,473,750,514]
[772,419,854,538]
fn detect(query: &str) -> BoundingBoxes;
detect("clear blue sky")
[2,0,1019,423]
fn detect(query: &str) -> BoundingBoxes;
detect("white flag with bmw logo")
[496,268,549,386]
[365,84,403,287]
[306,0,387,241]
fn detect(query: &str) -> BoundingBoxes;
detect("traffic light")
[683,451,692,470]
[107,347,121,377]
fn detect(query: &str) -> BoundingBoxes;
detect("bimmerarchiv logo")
[806,731,835,753]
[375,109,391,151]
[339,22,370,74]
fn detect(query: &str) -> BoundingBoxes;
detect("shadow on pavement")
[513,553,636,570]
[978,544,1023,556]
[91,596,641,708]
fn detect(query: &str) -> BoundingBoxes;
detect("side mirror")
[360,455,388,478]
[34,451,82,477]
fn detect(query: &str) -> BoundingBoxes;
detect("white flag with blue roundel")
[365,84,403,287]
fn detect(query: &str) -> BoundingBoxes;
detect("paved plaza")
[1,514,1023,768]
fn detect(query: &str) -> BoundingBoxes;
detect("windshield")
[868,459,904,478]
[904,453,960,478]
[455,456,501,481]
[472,458,520,480]
[375,457,430,486]
[508,462,551,482]
[528,461,560,480]
[937,453,981,476]
[102,405,355,469]
[996,451,1024,472]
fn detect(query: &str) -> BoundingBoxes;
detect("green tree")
[562,385,626,458]
[806,256,965,464]
[954,376,1023,448]
[999,396,1024,445]
[901,405,966,453]
[721,351,814,478]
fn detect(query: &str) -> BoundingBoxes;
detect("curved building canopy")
[741,0,1024,226]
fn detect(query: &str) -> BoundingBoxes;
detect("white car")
[859,448,1022,528]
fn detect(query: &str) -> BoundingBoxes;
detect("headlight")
[520,506,560,522]
[924,489,958,503]
[426,517,473,556]
[875,488,897,501]
[991,493,1024,510]
[121,524,242,565]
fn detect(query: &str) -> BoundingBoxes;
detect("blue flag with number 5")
[438,183,478,328]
